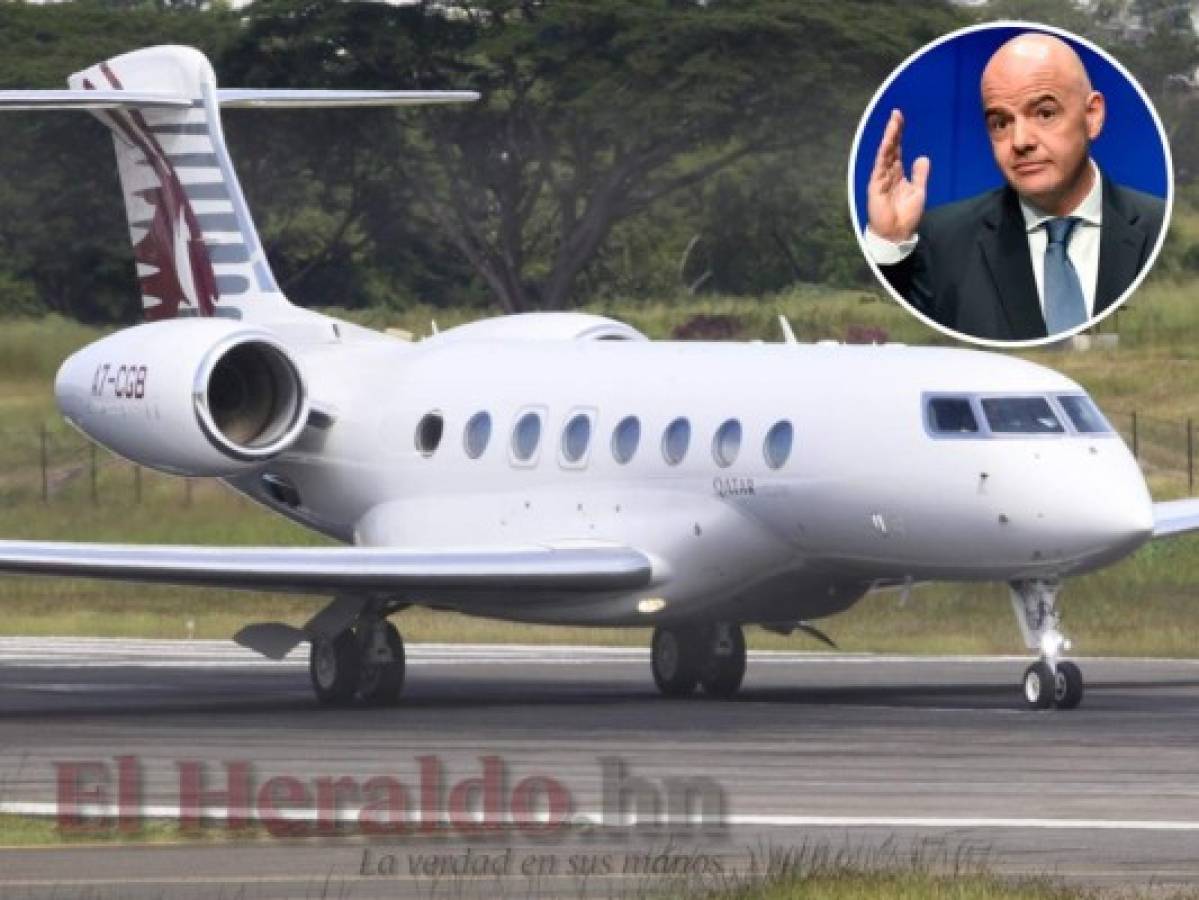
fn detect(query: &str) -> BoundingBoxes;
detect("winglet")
[778,314,798,345]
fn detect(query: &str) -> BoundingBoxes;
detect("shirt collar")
[1020,159,1103,233]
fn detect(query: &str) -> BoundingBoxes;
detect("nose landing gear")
[1011,579,1083,710]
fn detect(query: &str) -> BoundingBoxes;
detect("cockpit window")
[1057,395,1112,434]
[981,397,1064,434]
[928,397,979,434]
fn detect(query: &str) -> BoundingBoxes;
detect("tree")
[0,1,239,322]
[219,0,481,309]
[230,0,965,312]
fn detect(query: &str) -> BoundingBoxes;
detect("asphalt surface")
[0,638,1198,898]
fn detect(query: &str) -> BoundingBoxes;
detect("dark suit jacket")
[879,175,1165,341]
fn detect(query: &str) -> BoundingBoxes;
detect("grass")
[0,814,1164,900]
[714,871,1128,899]
[0,276,1197,653]
[0,814,253,847]
[0,817,1167,900]
[703,838,1197,899]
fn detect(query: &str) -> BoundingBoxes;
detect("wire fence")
[0,423,196,508]
[1108,408,1197,495]
[0,410,1194,508]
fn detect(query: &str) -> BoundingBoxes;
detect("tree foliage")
[0,0,1193,321]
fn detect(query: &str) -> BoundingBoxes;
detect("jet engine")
[55,318,309,477]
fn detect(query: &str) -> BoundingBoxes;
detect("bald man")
[864,32,1164,342]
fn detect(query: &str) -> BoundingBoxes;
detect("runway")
[1,637,1198,898]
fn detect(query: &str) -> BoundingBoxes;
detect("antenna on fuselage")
[778,315,798,345]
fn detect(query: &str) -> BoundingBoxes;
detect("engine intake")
[196,337,307,461]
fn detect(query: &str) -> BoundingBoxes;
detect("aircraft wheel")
[310,631,360,706]
[651,626,700,697]
[358,621,406,706]
[699,624,746,698]
[1053,660,1084,710]
[1022,661,1056,710]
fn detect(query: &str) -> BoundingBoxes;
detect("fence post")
[1189,419,1194,495]
[1132,411,1139,458]
[39,424,48,504]
[90,443,98,506]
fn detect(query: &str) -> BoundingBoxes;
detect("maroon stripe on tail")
[89,65,218,320]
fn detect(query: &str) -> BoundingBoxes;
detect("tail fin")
[0,45,476,323]
[72,46,270,321]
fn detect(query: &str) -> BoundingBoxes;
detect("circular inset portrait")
[848,22,1172,347]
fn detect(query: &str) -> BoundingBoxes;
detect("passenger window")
[764,420,793,468]
[415,412,444,456]
[463,411,491,459]
[712,419,741,468]
[561,413,592,464]
[662,417,691,466]
[982,397,1064,434]
[612,416,640,464]
[928,398,978,434]
[1057,395,1112,434]
[511,411,542,462]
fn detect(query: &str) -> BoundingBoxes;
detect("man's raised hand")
[867,109,930,244]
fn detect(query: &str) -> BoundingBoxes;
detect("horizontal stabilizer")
[0,542,652,595]
[0,89,478,112]
[1153,499,1199,538]
[0,90,192,110]
[217,89,479,108]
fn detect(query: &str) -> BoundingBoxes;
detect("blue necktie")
[1043,217,1086,334]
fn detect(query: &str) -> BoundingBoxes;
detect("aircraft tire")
[1053,660,1084,710]
[651,626,700,697]
[1022,661,1055,710]
[700,624,746,698]
[358,621,406,706]
[310,631,361,706]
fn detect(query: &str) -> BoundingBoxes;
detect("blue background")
[851,26,1169,230]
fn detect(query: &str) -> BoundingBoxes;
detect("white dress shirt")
[863,160,1105,319]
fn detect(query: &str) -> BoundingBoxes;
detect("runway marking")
[4,801,1199,832]
[0,874,735,888]
[0,865,1195,890]
[2,637,1196,667]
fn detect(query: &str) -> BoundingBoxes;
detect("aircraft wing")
[1152,500,1199,539]
[0,542,652,595]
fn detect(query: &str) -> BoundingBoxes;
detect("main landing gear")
[1010,579,1083,711]
[651,623,746,698]
[310,616,406,707]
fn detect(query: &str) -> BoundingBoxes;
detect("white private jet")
[0,46,1194,711]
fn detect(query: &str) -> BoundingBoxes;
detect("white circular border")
[846,19,1175,350]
